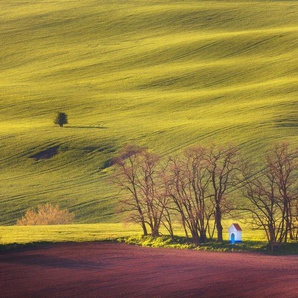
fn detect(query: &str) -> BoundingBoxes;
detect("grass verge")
[1,224,297,255]
[118,235,298,255]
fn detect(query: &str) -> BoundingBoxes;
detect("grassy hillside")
[0,0,297,225]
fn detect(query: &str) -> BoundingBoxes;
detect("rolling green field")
[0,0,297,227]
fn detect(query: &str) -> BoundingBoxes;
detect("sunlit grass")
[0,223,141,245]
[0,220,265,245]
[1,221,296,254]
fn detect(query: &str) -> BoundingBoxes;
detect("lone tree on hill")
[54,112,68,127]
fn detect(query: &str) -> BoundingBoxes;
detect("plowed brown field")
[0,242,297,297]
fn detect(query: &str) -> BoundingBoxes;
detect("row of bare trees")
[240,144,298,250]
[113,143,298,247]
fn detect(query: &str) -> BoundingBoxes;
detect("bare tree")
[294,202,298,240]
[241,162,288,251]
[205,144,239,242]
[113,145,148,235]
[164,147,214,245]
[266,143,298,241]
[114,145,166,237]
[164,155,199,244]
[138,150,166,237]
[184,146,214,243]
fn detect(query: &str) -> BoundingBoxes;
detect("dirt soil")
[0,242,297,298]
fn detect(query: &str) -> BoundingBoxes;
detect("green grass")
[1,222,297,254]
[0,0,297,225]
[0,223,142,245]
[120,236,298,255]
[0,220,266,244]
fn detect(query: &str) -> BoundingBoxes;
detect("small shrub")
[16,203,75,225]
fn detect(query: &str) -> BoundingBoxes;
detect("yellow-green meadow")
[0,0,297,231]
[0,221,265,245]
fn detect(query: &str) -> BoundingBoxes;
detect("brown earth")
[0,242,297,298]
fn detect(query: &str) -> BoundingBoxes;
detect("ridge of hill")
[0,0,297,225]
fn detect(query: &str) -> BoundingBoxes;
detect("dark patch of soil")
[0,242,297,298]
[29,146,60,161]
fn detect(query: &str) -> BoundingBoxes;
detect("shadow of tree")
[65,125,108,129]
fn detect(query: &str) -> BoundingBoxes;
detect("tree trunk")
[268,225,276,252]
[199,217,208,243]
[215,205,223,242]
[199,229,207,243]
[191,229,200,246]
[151,223,160,237]
[163,209,174,240]
[141,221,148,236]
